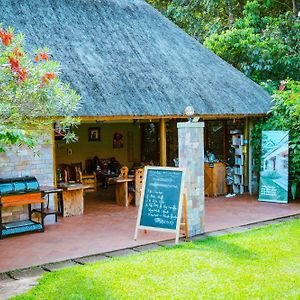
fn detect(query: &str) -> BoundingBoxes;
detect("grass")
[13,219,300,300]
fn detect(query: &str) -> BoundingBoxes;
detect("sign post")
[134,166,186,244]
[258,131,289,203]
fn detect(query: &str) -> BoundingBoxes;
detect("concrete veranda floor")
[1,187,300,273]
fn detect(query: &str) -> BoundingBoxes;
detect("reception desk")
[204,162,227,197]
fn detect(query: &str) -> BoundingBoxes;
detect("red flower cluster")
[8,56,28,82]
[0,29,13,46]
[35,52,49,62]
[8,56,20,71]
[279,80,286,91]
[41,72,56,85]
[17,68,28,82]
[13,47,23,57]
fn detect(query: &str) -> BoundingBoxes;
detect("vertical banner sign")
[258,131,289,203]
[134,166,185,244]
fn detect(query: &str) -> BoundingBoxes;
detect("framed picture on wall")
[88,127,101,141]
[113,131,124,148]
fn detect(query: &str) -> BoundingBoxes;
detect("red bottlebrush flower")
[45,72,56,79]
[39,52,49,61]
[35,52,49,63]
[8,56,28,82]
[41,72,56,85]
[13,47,23,57]
[17,68,28,82]
[0,31,13,46]
[8,57,20,71]
[41,75,48,84]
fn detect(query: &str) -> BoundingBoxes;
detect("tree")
[148,0,300,196]
[150,0,299,86]
[251,80,300,193]
[0,25,80,152]
[204,1,300,85]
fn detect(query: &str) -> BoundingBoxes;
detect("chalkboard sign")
[134,166,185,244]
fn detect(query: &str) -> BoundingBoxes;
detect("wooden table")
[57,183,90,217]
[113,177,134,207]
[96,172,118,188]
[33,186,63,222]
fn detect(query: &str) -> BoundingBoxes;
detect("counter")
[204,162,227,197]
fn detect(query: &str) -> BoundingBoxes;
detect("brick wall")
[0,136,54,223]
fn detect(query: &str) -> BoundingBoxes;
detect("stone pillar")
[177,122,205,236]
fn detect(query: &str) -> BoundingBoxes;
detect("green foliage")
[14,219,300,299]
[251,80,300,184]
[149,0,299,85]
[0,25,80,151]
[165,0,227,42]
[204,3,299,84]
[148,0,300,193]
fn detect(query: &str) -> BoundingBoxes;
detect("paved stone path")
[1,214,299,299]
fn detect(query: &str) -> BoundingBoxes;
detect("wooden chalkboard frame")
[134,166,185,244]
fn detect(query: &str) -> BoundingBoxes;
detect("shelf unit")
[232,133,244,194]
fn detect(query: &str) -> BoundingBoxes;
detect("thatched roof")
[0,0,272,118]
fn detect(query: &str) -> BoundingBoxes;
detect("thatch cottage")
[0,0,271,223]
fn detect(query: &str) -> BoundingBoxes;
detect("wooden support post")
[248,119,254,195]
[183,194,188,240]
[52,128,58,210]
[244,117,249,191]
[160,118,167,166]
[223,119,227,161]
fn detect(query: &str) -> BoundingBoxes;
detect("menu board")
[134,166,185,244]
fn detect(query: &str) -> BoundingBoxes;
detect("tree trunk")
[292,0,299,16]
[227,0,234,29]
[237,0,245,16]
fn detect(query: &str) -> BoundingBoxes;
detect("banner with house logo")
[258,131,289,203]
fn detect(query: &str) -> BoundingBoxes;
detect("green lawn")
[14,219,300,300]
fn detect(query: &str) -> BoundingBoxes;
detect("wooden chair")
[115,166,135,206]
[63,169,69,183]
[78,170,97,192]
[61,163,97,192]
[60,164,71,182]
[70,162,82,182]
[120,166,129,179]
[60,163,80,182]
[85,159,94,175]
[135,168,144,206]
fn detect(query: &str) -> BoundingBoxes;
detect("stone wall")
[177,122,205,236]
[0,136,54,223]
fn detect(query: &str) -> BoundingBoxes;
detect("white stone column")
[177,122,205,236]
